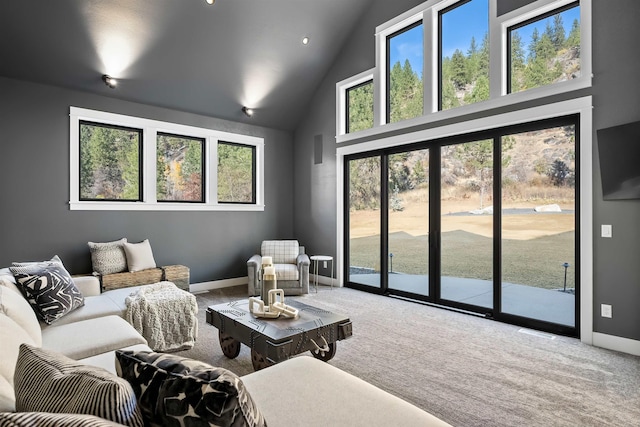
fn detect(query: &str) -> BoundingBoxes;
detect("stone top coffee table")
[206,299,352,370]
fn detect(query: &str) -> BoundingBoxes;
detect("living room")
[1,0,639,425]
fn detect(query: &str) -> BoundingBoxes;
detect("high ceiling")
[0,0,373,131]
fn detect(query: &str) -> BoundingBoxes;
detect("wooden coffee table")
[206,299,352,370]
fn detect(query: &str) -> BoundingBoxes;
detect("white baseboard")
[592,332,640,356]
[189,275,341,294]
[189,277,248,293]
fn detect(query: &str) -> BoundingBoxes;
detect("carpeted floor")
[177,285,640,427]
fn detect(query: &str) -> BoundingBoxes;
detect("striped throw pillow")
[0,412,124,426]
[13,344,143,427]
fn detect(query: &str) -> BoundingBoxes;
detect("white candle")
[263,266,276,276]
[262,256,273,266]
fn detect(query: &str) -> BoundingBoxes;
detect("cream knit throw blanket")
[125,281,198,352]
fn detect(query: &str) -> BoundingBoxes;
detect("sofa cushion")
[39,294,123,330]
[241,356,452,427]
[88,238,128,275]
[42,315,147,360]
[261,240,299,264]
[123,239,156,272]
[0,274,21,295]
[10,262,84,325]
[0,286,42,345]
[0,412,125,427]
[14,344,143,427]
[79,344,152,375]
[0,314,37,390]
[116,350,267,427]
[0,368,15,412]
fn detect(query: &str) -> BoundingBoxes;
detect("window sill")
[69,201,265,212]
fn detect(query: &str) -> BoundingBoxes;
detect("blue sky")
[389,1,580,77]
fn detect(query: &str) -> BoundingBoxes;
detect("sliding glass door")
[345,116,579,336]
[348,155,382,290]
[387,149,430,296]
[439,140,493,309]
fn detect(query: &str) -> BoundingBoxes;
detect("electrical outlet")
[601,304,612,318]
[601,224,612,238]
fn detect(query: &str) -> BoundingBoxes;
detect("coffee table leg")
[218,332,241,358]
[311,342,336,362]
[251,349,274,371]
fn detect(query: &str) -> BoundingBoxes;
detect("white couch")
[0,271,451,426]
[0,273,151,412]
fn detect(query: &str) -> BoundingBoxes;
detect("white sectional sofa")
[0,272,151,412]
[0,269,451,426]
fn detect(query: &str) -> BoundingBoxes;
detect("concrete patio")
[350,273,575,327]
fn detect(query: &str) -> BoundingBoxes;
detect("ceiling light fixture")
[242,106,254,117]
[205,0,215,4]
[102,74,117,88]
[302,37,310,45]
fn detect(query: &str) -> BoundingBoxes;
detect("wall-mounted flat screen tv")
[597,121,640,200]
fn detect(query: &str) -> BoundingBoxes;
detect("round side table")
[310,255,334,292]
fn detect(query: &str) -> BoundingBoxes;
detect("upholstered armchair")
[247,240,310,296]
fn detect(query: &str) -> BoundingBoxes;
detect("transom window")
[336,0,590,141]
[70,107,264,211]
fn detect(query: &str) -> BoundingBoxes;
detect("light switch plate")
[601,304,612,318]
[601,224,612,238]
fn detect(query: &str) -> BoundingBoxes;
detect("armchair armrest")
[247,254,262,269]
[297,253,310,267]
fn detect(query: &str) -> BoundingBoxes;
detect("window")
[79,121,142,201]
[508,2,580,94]
[337,0,590,143]
[440,0,489,110]
[217,142,256,204]
[70,107,264,211]
[156,133,205,203]
[387,21,424,123]
[346,80,374,133]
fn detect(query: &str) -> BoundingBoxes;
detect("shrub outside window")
[217,142,256,204]
[156,133,205,203]
[79,121,142,201]
[508,3,580,94]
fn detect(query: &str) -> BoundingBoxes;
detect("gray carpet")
[177,285,640,427]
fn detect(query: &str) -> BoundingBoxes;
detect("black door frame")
[344,114,580,337]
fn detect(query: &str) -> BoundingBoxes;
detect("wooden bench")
[99,265,190,292]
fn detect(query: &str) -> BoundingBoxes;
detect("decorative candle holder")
[262,266,277,303]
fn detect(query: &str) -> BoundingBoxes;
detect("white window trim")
[336,69,375,136]
[336,95,593,345]
[69,106,265,211]
[337,0,591,144]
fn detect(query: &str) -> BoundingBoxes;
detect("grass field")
[349,191,576,290]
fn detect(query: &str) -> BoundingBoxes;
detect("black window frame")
[156,132,206,204]
[78,120,143,202]
[217,141,257,205]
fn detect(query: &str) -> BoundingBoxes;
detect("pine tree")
[551,14,566,49]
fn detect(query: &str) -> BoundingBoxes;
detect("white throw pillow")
[123,239,157,272]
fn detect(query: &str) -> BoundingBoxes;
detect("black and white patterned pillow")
[88,238,128,275]
[116,350,267,427]
[13,344,143,427]
[0,412,125,427]
[10,261,84,324]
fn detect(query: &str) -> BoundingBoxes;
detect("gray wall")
[293,0,640,342]
[0,77,295,283]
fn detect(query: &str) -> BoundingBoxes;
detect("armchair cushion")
[261,240,299,264]
[275,263,299,281]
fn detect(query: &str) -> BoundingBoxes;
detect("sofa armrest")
[72,275,101,297]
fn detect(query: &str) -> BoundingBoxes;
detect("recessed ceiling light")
[302,37,310,45]
[205,0,215,4]
[102,74,117,88]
